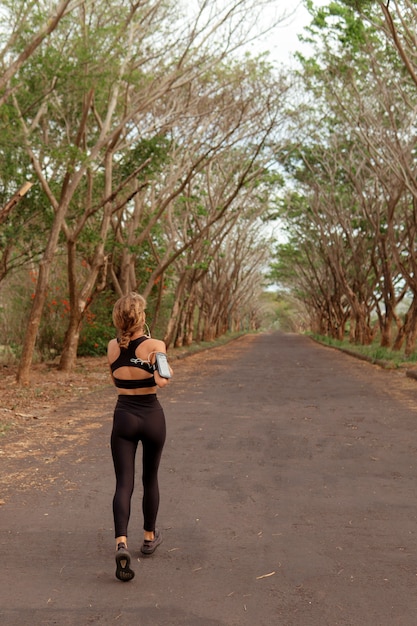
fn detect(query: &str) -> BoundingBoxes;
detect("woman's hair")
[112,292,146,349]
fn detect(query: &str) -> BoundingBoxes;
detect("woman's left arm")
[151,340,173,388]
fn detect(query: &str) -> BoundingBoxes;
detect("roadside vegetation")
[310,333,417,370]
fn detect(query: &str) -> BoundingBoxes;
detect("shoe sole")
[115,548,135,582]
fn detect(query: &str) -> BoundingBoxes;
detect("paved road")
[1,332,417,625]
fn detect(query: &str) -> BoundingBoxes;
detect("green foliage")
[0,268,35,361]
[36,269,71,359]
[337,0,376,12]
[77,292,114,357]
[119,135,172,181]
[0,260,69,362]
[78,321,113,357]
[305,0,372,44]
[318,1,366,46]
[311,333,417,366]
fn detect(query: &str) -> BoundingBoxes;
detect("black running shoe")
[141,529,163,556]
[115,542,135,581]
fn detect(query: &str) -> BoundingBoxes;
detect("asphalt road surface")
[1,332,417,626]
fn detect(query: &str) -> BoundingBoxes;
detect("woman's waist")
[117,388,157,396]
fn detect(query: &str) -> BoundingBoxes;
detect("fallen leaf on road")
[256,571,276,580]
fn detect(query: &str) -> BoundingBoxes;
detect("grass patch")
[309,333,417,369]
[0,420,15,438]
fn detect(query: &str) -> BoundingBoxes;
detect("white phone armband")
[155,352,171,378]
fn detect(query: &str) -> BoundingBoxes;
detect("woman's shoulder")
[149,337,166,351]
[140,337,166,358]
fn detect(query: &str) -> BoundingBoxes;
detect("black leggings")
[111,394,166,538]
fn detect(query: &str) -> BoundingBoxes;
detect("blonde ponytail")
[112,293,146,349]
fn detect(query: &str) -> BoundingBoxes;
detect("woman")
[107,292,172,582]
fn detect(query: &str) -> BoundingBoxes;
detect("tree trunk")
[404,297,417,357]
[17,200,69,384]
[58,149,114,372]
[164,273,188,348]
[393,292,417,353]
[393,321,406,352]
[59,308,83,371]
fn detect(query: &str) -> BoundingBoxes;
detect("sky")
[246,0,328,66]
[271,3,313,63]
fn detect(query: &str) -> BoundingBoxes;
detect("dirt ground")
[0,355,111,502]
[1,332,417,626]
[0,344,206,431]
[1,353,114,425]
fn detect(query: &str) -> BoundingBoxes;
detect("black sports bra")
[110,336,156,389]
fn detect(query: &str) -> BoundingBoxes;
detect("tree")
[273,0,417,349]
[0,0,290,381]
[0,0,80,105]
[0,2,84,289]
